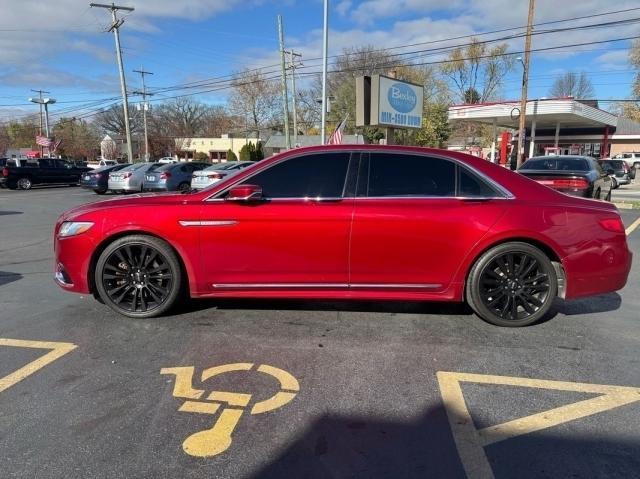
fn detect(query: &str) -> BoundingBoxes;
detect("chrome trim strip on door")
[179,220,238,227]
[211,283,442,289]
[350,283,442,289]
[213,283,349,289]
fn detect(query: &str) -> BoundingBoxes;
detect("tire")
[605,188,612,202]
[177,182,190,192]
[611,177,618,189]
[17,177,32,190]
[94,235,183,319]
[466,242,558,327]
[630,167,636,180]
[94,188,107,195]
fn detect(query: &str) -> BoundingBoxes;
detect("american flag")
[327,117,347,145]
[36,135,52,147]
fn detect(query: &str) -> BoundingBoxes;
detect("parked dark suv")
[599,159,631,189]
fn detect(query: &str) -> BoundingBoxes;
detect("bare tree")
[0,124,11,155]
[549,72,595,99]
[52,117,100,160]
[441,39,514,103]
[95,103,142,136]
[620,39,640,121]
[228,69,281,137]
[202,105,238,137]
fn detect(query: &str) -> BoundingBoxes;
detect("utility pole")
[277,15,291,149]
[285,50,302,147]
[516,0,535,169]
[31,89,49,156]
[321,0,329,145]
[133,67,153,162]
[91,3,135,163]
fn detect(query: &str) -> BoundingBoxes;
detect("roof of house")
[614,117,640,135]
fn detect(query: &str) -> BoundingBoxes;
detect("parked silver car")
[108,162,160,193]
[190,161,255,190]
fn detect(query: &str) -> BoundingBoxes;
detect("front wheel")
[466,242,557,327]
[177,182,190,192]
[94,235,183,318]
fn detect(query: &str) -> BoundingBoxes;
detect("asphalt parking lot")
[1,186,639,479]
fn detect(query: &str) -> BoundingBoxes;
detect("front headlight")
[58,221,94,238]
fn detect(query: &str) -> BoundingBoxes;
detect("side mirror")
[226,184,263,202]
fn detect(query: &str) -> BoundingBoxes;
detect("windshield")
[520,158,590,171]
[119,163,147,172]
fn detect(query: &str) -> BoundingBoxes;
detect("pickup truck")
[0,158,91,190]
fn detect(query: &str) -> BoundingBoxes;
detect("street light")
[29,97,56,137]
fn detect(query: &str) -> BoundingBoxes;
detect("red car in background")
[54,145,632,327]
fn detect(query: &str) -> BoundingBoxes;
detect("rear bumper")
[108,181,138,192]
[563,237,632,299]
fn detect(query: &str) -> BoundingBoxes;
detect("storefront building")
[448,98,640,162]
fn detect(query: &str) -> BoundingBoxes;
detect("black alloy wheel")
[95,235,182,318]
[466,242,557,327]
[178,182,191,192]
[17,177,32,190]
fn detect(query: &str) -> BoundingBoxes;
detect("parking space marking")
[161,363,299,458]
[437,371,640,479]
[626,217,640,236]
[0,338,77,394]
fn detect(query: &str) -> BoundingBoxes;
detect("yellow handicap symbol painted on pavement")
[0,338,77,394]
[437,371,640,479]
[161,363,299,458]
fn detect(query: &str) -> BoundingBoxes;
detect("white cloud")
[336,1,352,17]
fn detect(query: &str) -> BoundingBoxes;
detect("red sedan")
[54,145,632,327]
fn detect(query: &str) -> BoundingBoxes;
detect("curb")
[613,201,640,210]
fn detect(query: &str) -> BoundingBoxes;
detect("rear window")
[600,160,624,169]
[520,158,589,171]
[120,163,147,172]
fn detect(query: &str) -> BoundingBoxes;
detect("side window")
[242,153,350,198]
[367,153,455,197]
[180,165,189,173]
[458,167,499,197]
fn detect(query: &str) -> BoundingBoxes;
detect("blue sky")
[0,0,638,124]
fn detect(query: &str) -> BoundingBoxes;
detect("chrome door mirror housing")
[226,184,264,202]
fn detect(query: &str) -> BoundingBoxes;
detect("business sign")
[370,75,423,129]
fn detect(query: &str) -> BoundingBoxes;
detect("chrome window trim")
[203,149,516,202]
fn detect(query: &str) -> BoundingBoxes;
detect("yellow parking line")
[0,338,77,393]
[437,371,640,479]
[626,217,640,236]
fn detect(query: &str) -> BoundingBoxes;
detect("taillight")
[599,218,625,234]
[160,172,171,179]
[2,167,8,177]
[538,178,589,190]
[122,172,132,179]
[208,173,224,179]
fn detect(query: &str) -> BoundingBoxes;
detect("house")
[100,135,141,161]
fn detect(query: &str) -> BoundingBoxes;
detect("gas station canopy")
[448,98,617,130]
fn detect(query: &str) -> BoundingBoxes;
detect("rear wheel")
[94,188,107,195]
[466,242,557,327]
[611,177,618,189]
[94,235,182,318]
[17,177,32,190]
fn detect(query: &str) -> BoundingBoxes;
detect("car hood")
[60,193,189,221]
